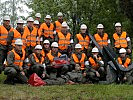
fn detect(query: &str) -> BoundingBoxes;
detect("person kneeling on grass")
[85,47,105,83]
[28,45,47,79]
[106,48,133,84]
[4,39,28,85]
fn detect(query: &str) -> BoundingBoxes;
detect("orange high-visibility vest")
[23,26,37,47]
[72,53,86,70]
[94,33,108,48]
[39,23,54,39]
[55,21,62,33]
[117,57,131,68]
[8,49,25,68]
[113,32,128,48]
[47,50,61,62]
[89,57,102,70]
[0,25,14,45]
[32,53,44,64]
[58,32,71,50]
[76,33,90,50]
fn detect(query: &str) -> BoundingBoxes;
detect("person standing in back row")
[22,17,37,57]
[112,22,132,56]
[38,15,55,43]
[0,15,14,74]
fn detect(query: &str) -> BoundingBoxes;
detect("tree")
[27,0,131,38]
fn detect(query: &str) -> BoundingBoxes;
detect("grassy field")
[0,73,133,100]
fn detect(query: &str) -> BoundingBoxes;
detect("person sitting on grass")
[4,39,28,85]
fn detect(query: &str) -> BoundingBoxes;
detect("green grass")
[0,73,133,100]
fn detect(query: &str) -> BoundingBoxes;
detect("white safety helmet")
[75,44,82,49]
[51,42,58,48]
[97,24,104,29]
[43,40,50,44]
[14,39,23,45]
[45,15,51,19]
[57,12,63,17]
[27,17,34,22]
[80,24,87,29]
[62,22,68,27]
[34,20,39,25]
[35,45,42,50]
[3,15,10,21]
[92,47,99,53]
[115,22,121,27]
[35,13,41,18]
[119,48,126,53]
[17,19,24,24]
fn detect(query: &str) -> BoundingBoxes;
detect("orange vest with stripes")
[72,53,86,70]
[76,33,90,50]
[47,50,61,62]
[0,25,14,45]
[55,21,62,33]
[58,32,71,50]
[94,33,108,48]
[113,32,128,48]
[32,53,44,64]
[40,23,54,38]
[89,57,102,70]
[8,49,25,68]
[117,57,131,68]
[23,26,37,47]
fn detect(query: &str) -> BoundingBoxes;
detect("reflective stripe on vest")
[94,33,108,48]
[41,23,54,38]
[47,50,61,62]
[10,49,25,68]
[33,53,44,64]
[76,33,90,50]
[117,57,131,68]
[72,53,86,70]
[58,32,71,50]
[113,32,128,48]
[0,25,14,45]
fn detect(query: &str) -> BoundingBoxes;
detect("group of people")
[0,12,132,85]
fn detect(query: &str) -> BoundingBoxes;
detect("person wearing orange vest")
[113,22,132,55]
[86,47,105,83]
[0,15,14,74]
[28,45,46,78]
[54,12,64,33]
[7,18,25,50]
[75,24,91,55]
[55,22,73,57]
[22,17,37,57]
[45,42,69,79]
[34,20,43,45]
[4,39,28,85]
[38,15,55,43]
[94,24,111,49]
[116,48,133,84]
[71,44,87,72]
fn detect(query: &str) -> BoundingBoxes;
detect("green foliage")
[27,0,132,38]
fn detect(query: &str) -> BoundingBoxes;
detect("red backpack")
[28,73,46,86]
